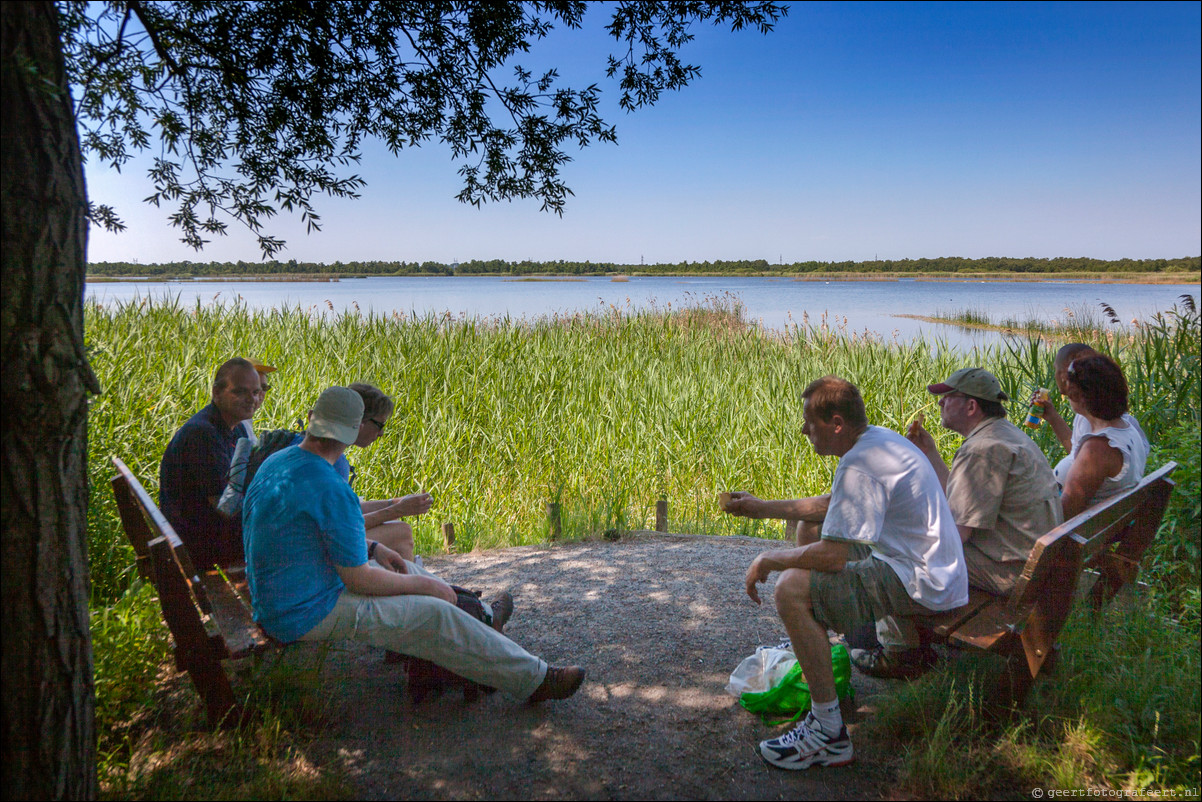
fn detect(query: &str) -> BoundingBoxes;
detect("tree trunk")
[1,2,99,798]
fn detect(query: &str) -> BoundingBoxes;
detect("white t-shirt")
[822,426,968,611]
[1069,412,1146,453]
[1056,415,1150,507]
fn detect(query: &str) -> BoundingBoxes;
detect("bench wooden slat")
[111,470,155,581]
[947,600,1032,650]
[201,571,273,659]
[922,589,998,639]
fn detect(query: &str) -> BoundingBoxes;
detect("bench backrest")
[111,457,271,661]
[111,457,202,588]
[1005,460,1176,675]
[1067,461,1176,605]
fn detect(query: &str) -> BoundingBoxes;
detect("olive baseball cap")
[927,367,1010,403]
[308,386,364,445]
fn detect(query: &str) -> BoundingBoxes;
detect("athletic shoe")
[758,712,854,770]
[849,644,937,680]
[527,666,585,703]
[489,591,514,632]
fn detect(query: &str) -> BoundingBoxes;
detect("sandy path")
[298,533,893,800]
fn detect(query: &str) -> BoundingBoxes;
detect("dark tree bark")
[1,2,99,798]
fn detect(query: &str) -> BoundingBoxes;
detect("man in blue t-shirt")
[243,386,585,703]
[282,382,430,564]
[160,357,263,568]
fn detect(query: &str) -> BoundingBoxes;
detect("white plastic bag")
[725,643,798,697]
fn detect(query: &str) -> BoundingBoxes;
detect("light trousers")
[301,559,547,699]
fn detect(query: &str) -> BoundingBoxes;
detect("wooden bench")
[912,461,1176,703]
[110,457,275,727]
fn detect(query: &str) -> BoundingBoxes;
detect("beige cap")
[243,357,277,374]
[928,367,1009,403]
[308,387,364,445]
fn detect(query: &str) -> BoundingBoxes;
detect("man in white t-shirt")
[730,376,967,771]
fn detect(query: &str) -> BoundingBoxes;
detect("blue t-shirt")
[243,446,368,642]
[289,431,352,482]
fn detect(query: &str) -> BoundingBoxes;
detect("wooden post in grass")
[655,499,667,532]
[442,522,455,549]
[548,502,561,540]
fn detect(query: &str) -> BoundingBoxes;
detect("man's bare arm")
[905,422,950,491]
[744,540,850,604]
[335,563,456,604]
[725,492,831,521]
[360,492,433,529]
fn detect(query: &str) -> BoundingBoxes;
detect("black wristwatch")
[368,540,378,560]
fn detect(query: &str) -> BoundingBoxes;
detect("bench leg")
[994,652,1036,708]
[1088,551,1142,608]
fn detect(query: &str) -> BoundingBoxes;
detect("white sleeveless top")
[1054,416,1150,507]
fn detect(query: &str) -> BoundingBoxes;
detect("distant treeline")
[88,255,1201,278]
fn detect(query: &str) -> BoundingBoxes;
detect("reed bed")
[84,294,1199,603]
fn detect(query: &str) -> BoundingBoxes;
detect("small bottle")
[1025,387,1050,429]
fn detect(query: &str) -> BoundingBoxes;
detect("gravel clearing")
[297,532,897,800]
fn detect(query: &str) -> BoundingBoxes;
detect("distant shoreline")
[86,271,1200,285]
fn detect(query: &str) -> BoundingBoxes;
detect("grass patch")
[100,645,352,800]
[864,597,1201,797]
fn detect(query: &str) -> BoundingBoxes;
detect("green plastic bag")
[739,644,853,725]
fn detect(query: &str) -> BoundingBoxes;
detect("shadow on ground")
[281,533,895,800]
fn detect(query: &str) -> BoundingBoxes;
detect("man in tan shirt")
[906,367,1063,597]
[843,367,1065,680]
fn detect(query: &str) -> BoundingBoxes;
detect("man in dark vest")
[159,357,262,568]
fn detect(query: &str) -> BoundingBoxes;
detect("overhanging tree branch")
[66,0,786,254]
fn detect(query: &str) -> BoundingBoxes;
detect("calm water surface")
[86,276,1198,350]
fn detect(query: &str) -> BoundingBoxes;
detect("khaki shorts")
[809,550,936,636]
[963,544,1024,597]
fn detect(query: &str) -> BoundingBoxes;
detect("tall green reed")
[84,294,1199,606]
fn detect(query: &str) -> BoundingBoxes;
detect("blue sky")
[84,1,1201,265]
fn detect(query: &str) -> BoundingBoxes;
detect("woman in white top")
[1051,354,1150,519]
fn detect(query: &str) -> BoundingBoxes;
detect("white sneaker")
[758,712,854,770]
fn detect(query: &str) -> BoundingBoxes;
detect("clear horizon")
[83,1,1202,265]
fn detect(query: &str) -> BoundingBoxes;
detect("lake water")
[86,275,1198,350]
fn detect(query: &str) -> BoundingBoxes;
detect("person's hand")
[429,578,457,605]
[373,542,409,574]
[906,420,938,456]
[1029,389,1054,413]
[394,492,433,517]
[725,491,761,519]
[745,555,772,605]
